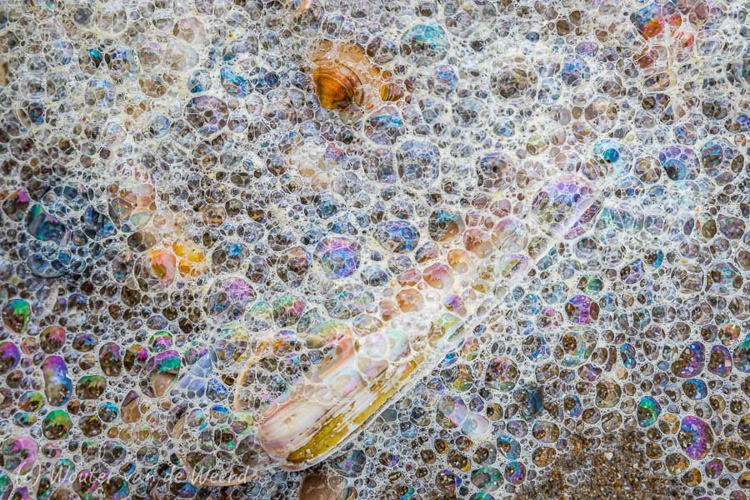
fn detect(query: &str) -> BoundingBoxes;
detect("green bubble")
[42,409,73,440]
[3,298,31,334]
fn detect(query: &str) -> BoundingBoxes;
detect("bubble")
[84,78,115,107]
[682,379,708,400]
[1,437,37,475]
[503,461,526,485]
[620,343,636,369]
[377,220,420,253]
[42,410,73,440]
[555,327,597,367]
[428,210,464,242]
[397,140,440,186]
[630,1,682,39]
[365,105,404,145]
[42,356,73,406]
[531,177,595,236]
[76,375,106,400]
[658,146,698,181]
[678,416,714,460]
[595,379,622,408]
[220,66,250,97]
[565,295,599,325]
[560,57,590,86]
[671,342,705,378]
[315,237,360,279]
[484,356,519,392]
[185,96,228,135]
[707,345,732,377]
[733,334,750,373]
[401,24,449,62]
[637,396,661,427]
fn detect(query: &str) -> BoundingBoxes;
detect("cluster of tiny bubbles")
[0,0,749,498]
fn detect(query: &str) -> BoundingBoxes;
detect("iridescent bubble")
[2,188,30,221]
[658,145,698,181]
[220,66,250,97]
[706,262,742,295]
[563,395,582,417]
[106,47,139,82]
[397,140,440,187]
[140,350,181,398]
[1,437,37,475]
[555,327,597,367]
[717,215,745,240]
[701,139,743,184]
[207,277,256,320]
[496,435,521,460]
[17,391,43,412]
[98,402,118,423]
[3,298,31,335]
[620,259,645,284]
[377,221,420,253]
[42,356,72,406]
[102,477,129,499]
[679,416,714,460]
[272,295,306,327]
[484,356,518,392]
[76,375,106,400]
[531,177,595,237]
[516,385,543,420]
[620,343,636,369]
[682,378,708,400]
[247,301,274,331]
[315,237,360,279]
[188,69,212,93]
[26,205,69,243]
[565,295,599,325]
[401,24,449,62]
[433,65,458,94]
[40,326,65,353]
[707,345,732,377]
[146,331,172,353]
[704,459,723,479]
[365,105,404,145]
[84,78,115,107]
[428,210,463,242]
[733,334,750,373]
[637,396,661,427]
[503,461,526,485]
[0,341,21,374]
[671,342,705,378]
[185,95,228,135]
[560,56,590,86]
[593,139,631,175]
[42,410,72,440]
[471,466,502,492]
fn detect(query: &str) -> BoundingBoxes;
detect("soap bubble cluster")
[1,0,749,498]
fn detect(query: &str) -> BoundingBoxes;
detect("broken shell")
[215,175,599,475]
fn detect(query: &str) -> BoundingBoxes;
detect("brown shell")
[311,41,385,111]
